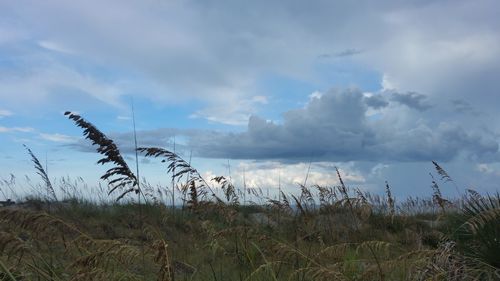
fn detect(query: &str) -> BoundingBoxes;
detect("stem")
[131,100,145,280]
[0,259,17,281]
[367,243,384,281]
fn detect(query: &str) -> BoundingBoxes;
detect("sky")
[1,0,499,200]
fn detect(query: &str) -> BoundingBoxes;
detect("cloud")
[37,40,75,54]
[190,95,268,125]
[188,89,499,162]
[451,99,477,114]
[390,92,432,111]
[226,161,365,192]
[0,110,13,118]
[190,89,368,159]
[0,126,34,133]
[61,87,499,165]
[476,163,500,177]
[2,0,500,123]
[363,94,389,109]
[39,133,77,143]
[318,48,363,59]
[0,62,124,108]
[4,0,498,196]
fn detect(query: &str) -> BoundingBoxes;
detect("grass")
[0,185,499,280]
[0,112,498,280]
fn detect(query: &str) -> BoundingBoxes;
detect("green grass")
[0,191,498,280]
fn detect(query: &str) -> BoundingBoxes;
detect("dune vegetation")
[0,112,498,280]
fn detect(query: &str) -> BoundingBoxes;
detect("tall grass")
[23,145,57,202]
[0,112,497,280]
[64,111,140,201]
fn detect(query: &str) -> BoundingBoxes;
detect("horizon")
[1,0,499,199]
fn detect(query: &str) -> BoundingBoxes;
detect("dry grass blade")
[313,243,351,261]
[137,147,218,202]
[299,184,315,210]
[187,180,198,208]
[335,167,352,207]
[385,181,395,218]
[23,145,57,201]
[432,161,453,183]
[0,231,31,263]
[355,188,368,205]
[64,111,138,201]
[0,259,18,281]
[291,194,307,216]
[457,192,500,269]
[297,265,348,281]
[315,185,338,207]
[465,202,500,234]
[243,242,279,281]
[212,176,239,205]
[71,241,142,279]
[430,173,449,213]
[414,241,499,281]
[0,208,91,245]
[0,207,146,280]
[152,239,172,281]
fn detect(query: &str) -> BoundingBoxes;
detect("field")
[0,112,498,280]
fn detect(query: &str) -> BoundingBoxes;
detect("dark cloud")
[451,99,477,115]
[188,89,498,162]
[390,92,432,111]
[371,122,499,162]
[335,48,363,57]
[364,95,389,109]
[318,48,363,59]
[190,89,373,161]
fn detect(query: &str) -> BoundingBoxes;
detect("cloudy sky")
[1,0,499,199]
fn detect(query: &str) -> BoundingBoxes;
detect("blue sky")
[1,0,499,200]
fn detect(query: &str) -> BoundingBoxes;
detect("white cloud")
[0,63,124,108]
[370,163,389,177]
[477,163,494,174]
[308,91,323,101]
[476,163,500,177]
[0,126,34,133]
[39,133,77,143]
[38,40,75,54]
[381,74,397,91]
[0,110,13,118]
[222,161,365,194]
[190,95,269,125]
